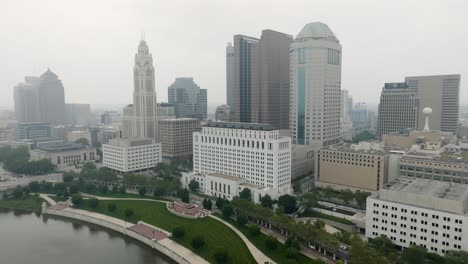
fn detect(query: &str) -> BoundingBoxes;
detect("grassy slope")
[216,214,323,264]
[80,200,256,264]
[0,196,44,212]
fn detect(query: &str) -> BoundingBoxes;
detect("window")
[298,48,306,64]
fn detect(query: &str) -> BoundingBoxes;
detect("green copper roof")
[296,22,336,40]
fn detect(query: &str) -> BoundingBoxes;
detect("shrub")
[69,185,79,194]
[172,226,185,238]
[99,185,108,194]
[248,225,261,237]
[89,198,99,208]
[124,208,134,218]
[191,235,205,249]
[71,194,83,207]
[111,185,118,193]
[138,186,147,197]
[265,236,278,250]
[285,237,300,250]
[236,212,248,226]
[107,203,117,212]
[285,247,299,259]
[213,247,229,263]
[222,204,233,218]
[119,186,126,194]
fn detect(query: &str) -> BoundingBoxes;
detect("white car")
[340,245,348,251]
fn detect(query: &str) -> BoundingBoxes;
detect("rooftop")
[204,121,276,131]
[107,137,155,147]
[320,142,388,156]
[36,143,88,152]
[296,22,336,40]
[207,173,244,182]
[384,82,409,89]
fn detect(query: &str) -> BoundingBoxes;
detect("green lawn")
[0,195,44,212]
[299,210,353,225]
[80,200,256,264]
[80,190,171,201]
[216,214,322,264]
[463,151,468,159]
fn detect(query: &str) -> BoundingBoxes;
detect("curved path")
[82,193,275,264]
[38,193,57,205]
[209,215,275,264]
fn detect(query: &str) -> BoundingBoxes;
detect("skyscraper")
[13,70,66,125]
[167,77,207,120]
[289,22,342,147]
[230,30,291,129]
[377,82,419,137]
[37,69,66,125]
[232,35,259,123]
[14,77,40,123]
[226,43,234,110]
[252,30,292,130]
[122,40,159,142]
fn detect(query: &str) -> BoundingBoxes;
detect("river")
[0,209,174,264]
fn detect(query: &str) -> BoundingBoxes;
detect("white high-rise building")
[289,22,342,147]
[182,122,292,202]
[122,40,159,142]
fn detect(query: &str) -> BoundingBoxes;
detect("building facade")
[366,177,468,255]
[30,143,96,167]
[167,78,207,120]
[65,103,93,125]
[290,22,342,147]
[315,142,389,192]
[377,82,419,137]
[13,77,40,123]
[158,118,201,159]
[96,128,120,145]
[16,122,51,140]
[67,130,91,144]
[185,122,292,200]
[121,40,159,142]
[215,104,231,122]
[103,137,162,173]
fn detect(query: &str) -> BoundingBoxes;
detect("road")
[0,173,62,191]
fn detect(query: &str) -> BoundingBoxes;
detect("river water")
[0,209,174,264]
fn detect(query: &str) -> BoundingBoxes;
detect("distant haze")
[1,0,467,110]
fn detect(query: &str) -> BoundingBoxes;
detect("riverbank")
[0,195,44,212]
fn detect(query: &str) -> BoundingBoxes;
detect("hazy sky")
[1,0,467,110]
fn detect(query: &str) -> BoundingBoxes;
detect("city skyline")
[1,0,467,109]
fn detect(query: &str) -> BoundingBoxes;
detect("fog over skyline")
[1,0,466,110]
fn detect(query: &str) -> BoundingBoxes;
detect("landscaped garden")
[79,199,257,264]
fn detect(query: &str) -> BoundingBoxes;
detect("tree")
[340,189,354,205]
[216,197,228,209]
[352,130,376,143]
[80,162,97,178]
[445,250,468,263]
[278,194,297,214]
[355,190,371,209]
[213,247,228,263]
[99,185,108,194]
[138,186,147,197]
[349,235,390,264]
[12,186,23,198]
[371,235,397,258]
[236,212,248,226]
[300,191,319,209]
[191,235,205,249]
[107,203,117,212]
[119,186,126,195]
[222,204,233,217]
[239,188,251,201]
[313,219,325,230]
[202,199,212,210]
[62,172,75,183]
[28,181,40,192]
[69,184,80,194]
[293,181,301,193]
[111,185,118,193]
[75,138,90,146]
[248,225,261,237]
[124,208,134,218]
[260,194,273,209]
[265,236,278,250]
[400,246,427,264]
[323,186,335,201]
[172,226,185,238]
[188,180,199,192]
[286,247,299,259]
[71,194,83,207]
[153,185,166,196]
[89,198,99,208]
[178,188,189,203]
[285,237,300,250]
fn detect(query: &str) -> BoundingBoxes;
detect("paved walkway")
[38,193,57,205]
[209,214,275,264]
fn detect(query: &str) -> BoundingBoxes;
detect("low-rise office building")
[158,118,201,160]
[16,122,51,140]
[366,177,468,255]
[291,144,314,179]
[103,137,162,173]
[96,128,119,144]
[30,143,96,166]
[315,142,389,192]
[67,130,91,144]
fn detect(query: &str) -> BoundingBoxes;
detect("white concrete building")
[289,22,342,147]
[67,130,91,144]
[103,137,161,173]
[30,143,96,167]
[182,121,292,201]
[366,177,468,255]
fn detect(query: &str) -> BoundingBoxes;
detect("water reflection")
[0,210,174,264]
